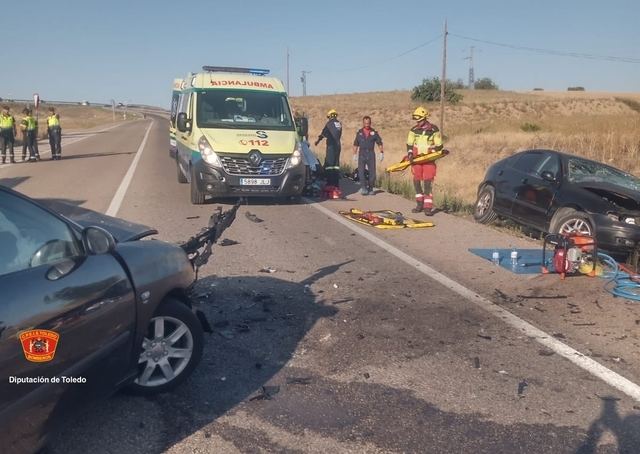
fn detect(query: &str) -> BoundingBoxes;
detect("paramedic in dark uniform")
[352,116,384,195]
[314,109,342,187]
[46,107,62,160]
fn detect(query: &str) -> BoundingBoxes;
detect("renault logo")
[248,150,262,166]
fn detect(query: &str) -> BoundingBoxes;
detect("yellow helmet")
[327,109,338,119]
[412,106,429,121]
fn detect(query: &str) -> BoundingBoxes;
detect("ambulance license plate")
[240,178,271,185]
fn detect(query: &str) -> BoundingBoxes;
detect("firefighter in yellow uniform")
[0,106,17,164]
[406,107,443,216]
[47,107,62,160]
[21,108,39,162]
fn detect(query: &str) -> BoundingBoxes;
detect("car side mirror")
[177,113,191,133]
[82,226,116,255]
[540,171,557,183]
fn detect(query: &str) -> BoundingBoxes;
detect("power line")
[450,32,640,64]
[313,34,443,74]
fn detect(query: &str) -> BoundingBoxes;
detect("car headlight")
[624,217,636,225]
[286,142,302,169]
[198,136,221,167]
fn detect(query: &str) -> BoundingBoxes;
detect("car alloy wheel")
[559,218,593,236]
[136,315,194,388]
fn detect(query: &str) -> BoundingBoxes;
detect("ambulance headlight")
[287,142,302,169]
[198,136,221,167]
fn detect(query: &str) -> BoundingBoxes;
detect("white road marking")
[0,122,124,169]
[105,121,154,217]
[309,201,640,402]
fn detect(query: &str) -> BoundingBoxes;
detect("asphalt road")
[2,117,640,454]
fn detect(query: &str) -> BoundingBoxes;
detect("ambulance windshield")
[196,90,294,131]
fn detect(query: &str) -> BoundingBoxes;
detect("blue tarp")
[468,248,553,274]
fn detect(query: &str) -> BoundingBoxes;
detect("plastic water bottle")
[492,250,500,266]
[510,248,518,266]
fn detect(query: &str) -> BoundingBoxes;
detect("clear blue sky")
[1,0,638,107]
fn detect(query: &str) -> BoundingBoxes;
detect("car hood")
[38,199,157,242]
[579,182,640,213]
[202,129,296,154]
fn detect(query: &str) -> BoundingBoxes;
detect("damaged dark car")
[473,149,640,254]
[0,185,237,453]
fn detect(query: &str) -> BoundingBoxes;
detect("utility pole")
[439,19,448,135]
[286,47,290,93]
[300,70,310,96]
[464,46,475,89]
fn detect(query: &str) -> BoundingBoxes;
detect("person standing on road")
[406,107,443,216]
[352,116,384,195]
[46,107,62,160]
[20,108,39,162]
[0,106,17,164]
[314,109,342,188]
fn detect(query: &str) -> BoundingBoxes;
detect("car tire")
[127,297,204,395]
[551,208,594,236]
[176,158,187,184]
[473,185,498,224]
[190,166,206,205]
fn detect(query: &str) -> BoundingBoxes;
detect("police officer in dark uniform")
[0,106,17,164]
[314,109,342,187]
[46,107,62,160]
[352,115,384,195]
[20,108,39,162]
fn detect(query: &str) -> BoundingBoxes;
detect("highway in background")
[2,116,639,453]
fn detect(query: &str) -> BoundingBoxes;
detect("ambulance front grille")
[220,156,287,176]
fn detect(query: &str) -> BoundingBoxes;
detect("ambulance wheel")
[551,208,593,236]
[190,167,206,205]
[176,158,187,184]
[473,185,498,224]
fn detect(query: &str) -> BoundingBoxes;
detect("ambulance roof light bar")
[202,66,270,76]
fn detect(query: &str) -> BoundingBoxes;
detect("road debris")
[518,380,528,397]
[249,385,280,401]
[538,348,555,357]
[363,373,371,379]
[186,215,200,220]
[552,333,566,339]
[333,283,339,289]
[498,370,508,375]
[286,377,312,385]
[219,238,240,246]
[573,322,596,327]
[260,267,277,274]
[473,357,481,369]
[477,333,492,341]
[245,212,264,223]
[218,330,235,339]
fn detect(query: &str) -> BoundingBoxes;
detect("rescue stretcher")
[385,149,449,173]
[339,208,434,229]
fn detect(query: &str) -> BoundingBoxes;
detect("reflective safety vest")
[47,114,60,127]
[21,115,37,131]
[0,113,15,129]
[406,122,443,155]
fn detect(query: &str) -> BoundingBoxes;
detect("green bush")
[474,78,499,90]
[520,122,541,132]
[411,77,463,104]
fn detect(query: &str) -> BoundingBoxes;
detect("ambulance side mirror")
[177,113,191,133]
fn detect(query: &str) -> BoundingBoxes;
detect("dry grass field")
[0,102,140,140]
[291,90,640,210]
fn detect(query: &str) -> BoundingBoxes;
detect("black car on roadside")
[473,149,640,254]
[0,185,236,453]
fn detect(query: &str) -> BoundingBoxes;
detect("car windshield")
[196,89,294,131]
[567,157,640,191]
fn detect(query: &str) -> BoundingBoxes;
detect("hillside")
[291,90,640,205]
